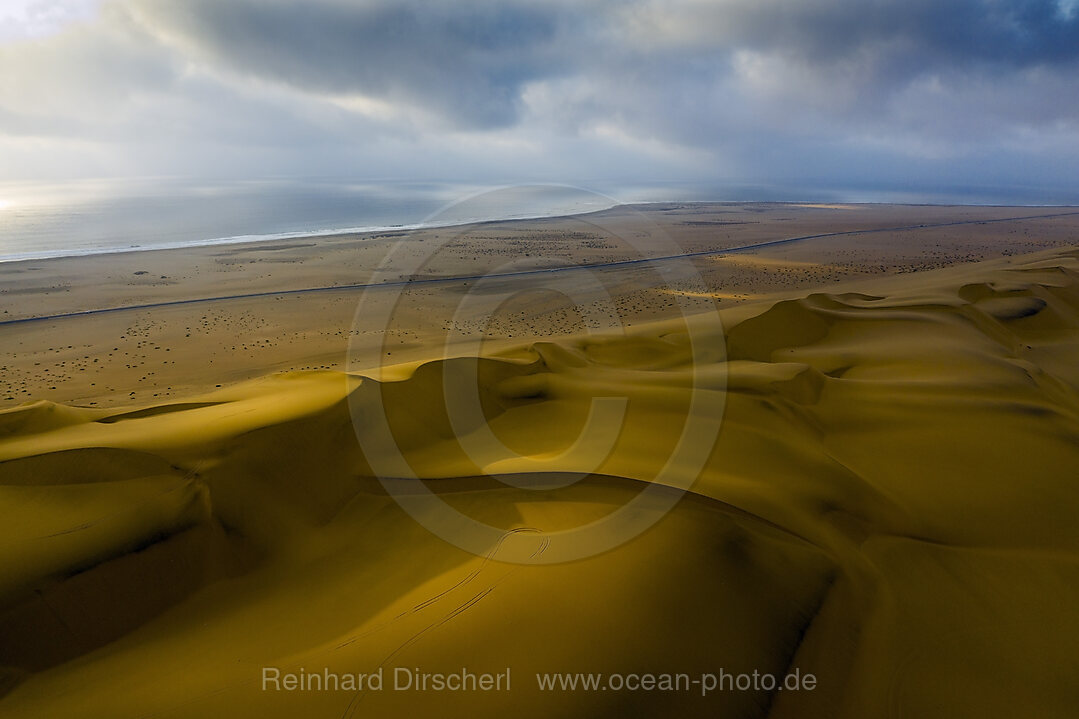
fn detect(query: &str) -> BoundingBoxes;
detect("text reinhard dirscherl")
[262,667,511,693]
[260,667,818,696]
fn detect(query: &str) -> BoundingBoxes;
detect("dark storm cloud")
[123,0,1079,142]
[1,0,1078,189]
[133,0,575,128]
[708,0,1079,68]
[561,0,1079,157]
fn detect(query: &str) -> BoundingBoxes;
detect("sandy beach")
[2,203,1079,717]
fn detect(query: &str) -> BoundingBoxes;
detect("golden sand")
[1,232,1078,716]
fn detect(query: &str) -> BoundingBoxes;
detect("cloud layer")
[1,0,1077,196]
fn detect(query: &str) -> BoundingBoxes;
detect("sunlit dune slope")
[1,248,1078,718]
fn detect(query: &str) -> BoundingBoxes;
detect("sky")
[1,0,1078,198]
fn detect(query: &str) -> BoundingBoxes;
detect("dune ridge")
[1,247,1078,717]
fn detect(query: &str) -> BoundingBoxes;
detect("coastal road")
[3,209,1078,326]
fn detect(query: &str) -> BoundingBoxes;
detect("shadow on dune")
[0,249,1078,716]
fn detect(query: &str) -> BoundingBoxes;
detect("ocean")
[0,180,624,263]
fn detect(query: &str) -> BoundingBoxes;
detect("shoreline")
[0,209,614,266]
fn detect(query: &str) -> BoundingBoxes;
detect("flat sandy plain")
[2,202,1077,406]
[1,203,1079,717]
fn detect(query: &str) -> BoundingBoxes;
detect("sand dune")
[1,247,1078,717]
